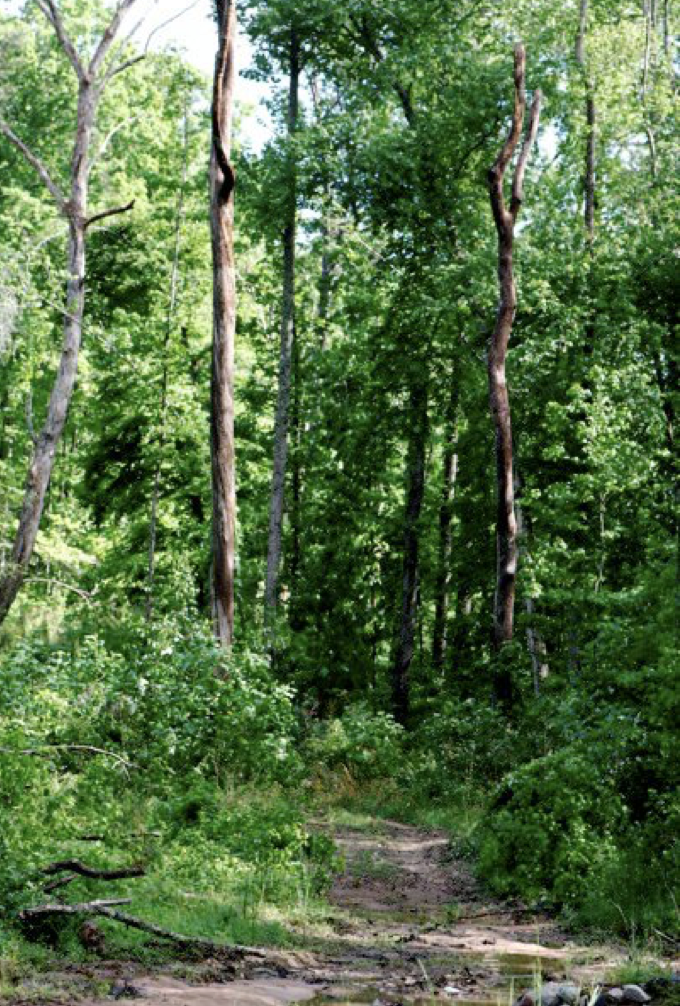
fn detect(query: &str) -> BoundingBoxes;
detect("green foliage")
[479,746,625,906]
[305,703,404,780]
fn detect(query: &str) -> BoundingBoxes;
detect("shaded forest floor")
[5,813,672,1006]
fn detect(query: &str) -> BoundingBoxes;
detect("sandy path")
[9,817,636,1006]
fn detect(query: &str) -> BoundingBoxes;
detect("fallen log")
[19,902,266,958]
[42,860,145,881]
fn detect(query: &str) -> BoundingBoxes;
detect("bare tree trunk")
[210,0,238,647]
[264,29,300,619]
[0,0,139,626]
[487,45,541,653]
[432,387,459,671]
[146,110,189,620]
[576,0,596,242]
[514,473,550,695]
[392,376,428,724]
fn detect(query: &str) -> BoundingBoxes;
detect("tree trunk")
[0,1,140,627]
[392,376,428,725]
[576,0,596,242]
[146,110,189,621]
[487,45,541,654]
[0,75,94,625]
[264,29,300,619]
[210,0,238,647]
[432,387,459,671]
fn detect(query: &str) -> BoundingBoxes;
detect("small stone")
[622,986,651,1004]
[444,987,463,997]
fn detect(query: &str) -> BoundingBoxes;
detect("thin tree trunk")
[210,0,238,647]
[514,473,550,694]
[264,29,300,619]
[576,0,596,242]
[0,1,140,625]
[487,45,541,655]
[146,111,189,620]
[392,377,428,725]
[432,388,459,671]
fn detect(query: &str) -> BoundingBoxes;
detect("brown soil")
[5,818,639,1006]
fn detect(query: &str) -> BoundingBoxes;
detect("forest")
[0,0,677,1002]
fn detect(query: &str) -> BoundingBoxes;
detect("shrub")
[305,702,404,779]
[478,745,625,905]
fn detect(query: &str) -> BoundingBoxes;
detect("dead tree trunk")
[0,0,139,627]
[265,28,300,620]
[210,0,238,647]
[487,45,541,651]
[432,386,459,671]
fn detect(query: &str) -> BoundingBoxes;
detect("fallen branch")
[22,900,131,917]
[455,906,539,921]
[42,860,145,881]
[0,744,136,770]
[42,861,143,880]
[44,873,78,894]
[19,902,266,957]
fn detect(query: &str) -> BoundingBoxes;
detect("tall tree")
[210,0,238,646]
[0,0,139,626]
[265,27,300,620]
[575,0,596,241]
[487,44,541,654]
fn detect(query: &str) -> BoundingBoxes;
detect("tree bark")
[210,0,238,647]
[0,2,140,626]
[487,45,541,652]
[392,376,428,725]
[432,387,459,671]
[264,28,300,619]
[146,109,189,621]
[576,0,596,242]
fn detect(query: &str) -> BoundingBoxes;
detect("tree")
[210,0,238,647]
[487,44,540,656]
[0,0,139,626]
[265,26,300,622]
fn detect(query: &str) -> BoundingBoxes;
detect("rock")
[541,983,580,1006]
[444,987,463,997]
[622,986,651,1004]
[608,989,625,1003]
[109,981,143,1001]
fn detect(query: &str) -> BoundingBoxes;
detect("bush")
[478,745,625,906]
[403,697,517,799]
[304,702,404,780]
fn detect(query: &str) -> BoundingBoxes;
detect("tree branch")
[0,119,66,210]
[25,576,93,601]
[35,0,86,80]
[89,0,142,80]
[510,89,542,219]
[19,902,266,957]
[488,44,527,229]
[0,745,136,769]
[84,200,135,229]
[106,0,203,80]
[42,860,145,881]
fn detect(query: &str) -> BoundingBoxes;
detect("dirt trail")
[14,818,636,1006]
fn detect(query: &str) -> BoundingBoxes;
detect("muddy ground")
[6,817,667,1006]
